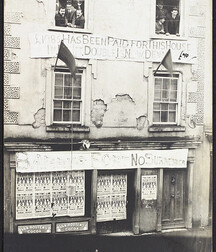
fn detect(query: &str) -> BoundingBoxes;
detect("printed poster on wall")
[16,171,85,220]
[141,175,157,200]
[96,174,127,222]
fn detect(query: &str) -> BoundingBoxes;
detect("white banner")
[29,32,197,64]
[16,149,188,173]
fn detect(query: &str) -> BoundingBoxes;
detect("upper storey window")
[55,0,85,29]
[155,0,180,37]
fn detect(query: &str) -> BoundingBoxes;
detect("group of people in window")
[55,0,85,28]
[155,0,180,36]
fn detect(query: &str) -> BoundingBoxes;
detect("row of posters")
[16,171,85,219]
[96,174,127,222]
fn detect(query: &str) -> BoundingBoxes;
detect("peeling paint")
[91,99,107,128]
[136,115,148,130]
[112,94,135,103]
[32,108,46,128]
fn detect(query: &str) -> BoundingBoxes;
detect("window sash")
[52,71,83,124]
[153,75,180,124]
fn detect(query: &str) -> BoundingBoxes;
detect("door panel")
[162,169,186,229]
[139,170,158,233]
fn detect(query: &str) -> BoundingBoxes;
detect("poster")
[96,195,112,222]
[16,171,85,219]
[141,175,157,200]
[16,193,34,219]
[35,172,51,192]
[35,192,51,217]
[16,173,34,193]
[96,174,127,222]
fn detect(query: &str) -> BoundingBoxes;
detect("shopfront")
[7,148,191,235]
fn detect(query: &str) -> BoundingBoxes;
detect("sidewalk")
[4,226,212,252]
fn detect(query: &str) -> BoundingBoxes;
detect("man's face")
[158,4,163,9]
[59,8,65,16]
[66,4,72,12]
[76,10,82,18]
[171,10,178,17]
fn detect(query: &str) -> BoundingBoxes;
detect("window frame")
[152,0,189,39]
[151,71,182,126]
[51,66,86,125]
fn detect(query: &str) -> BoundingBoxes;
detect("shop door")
[162,169,186,229]
[96,171,135,234]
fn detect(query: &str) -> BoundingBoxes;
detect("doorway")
[162,169,186,229]
[96,170,135,234]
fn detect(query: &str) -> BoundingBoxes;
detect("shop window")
[53,68,84,124]
[155,0,181,36]
[55,0,85,29]
[153,73,181,124]
[15,171,88,220]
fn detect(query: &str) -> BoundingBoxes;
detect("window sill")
[46,125,90,133]
[148,125,186,132]
[151,35,188,41]
[48,26,92,34]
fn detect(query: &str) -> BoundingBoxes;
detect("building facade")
[4,0,212,235]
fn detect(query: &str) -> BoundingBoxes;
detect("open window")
[52,67,85,125]
[155,0,182,37]
[55,0,85,29]
[152,73,181,125]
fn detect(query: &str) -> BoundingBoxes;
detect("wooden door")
[162,169,186,229]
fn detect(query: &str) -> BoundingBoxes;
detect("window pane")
[169,112,176,122]
[163,79,170,89]
[170,91,177,101]
[74,75,82,87]
[73,101,80,109]
[161,104,168,110]
[153,103,160,110]
[72,110,80,122]
[169,104,176,110]
[154,90,161,101]
[63,110,71,121]
[162,90,169,100]
[54,110,62,121]
[64,87,72,99]
[153,112,160,122]
[161,111,168,122]
[155,78,162,89]
[55,74,63,86]
[54,101,62,108]
[54,87,63,98]
[64,75,72,86]
[63,101,71,108]
[171,79,177,90]
[73,88,81,99]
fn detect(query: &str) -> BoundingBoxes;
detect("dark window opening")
[55,0,85,29]
[155,0,180,36]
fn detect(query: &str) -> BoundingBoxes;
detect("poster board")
[16,171,85,220]
[96,174,127,222]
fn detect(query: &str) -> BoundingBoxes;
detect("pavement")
[3,226,212,252]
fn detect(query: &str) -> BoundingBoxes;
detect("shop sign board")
[17,224,51,234]
[56,222,88,233]
[141,175,157,200]
[16,149,188,173]
[29,32,197,64]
